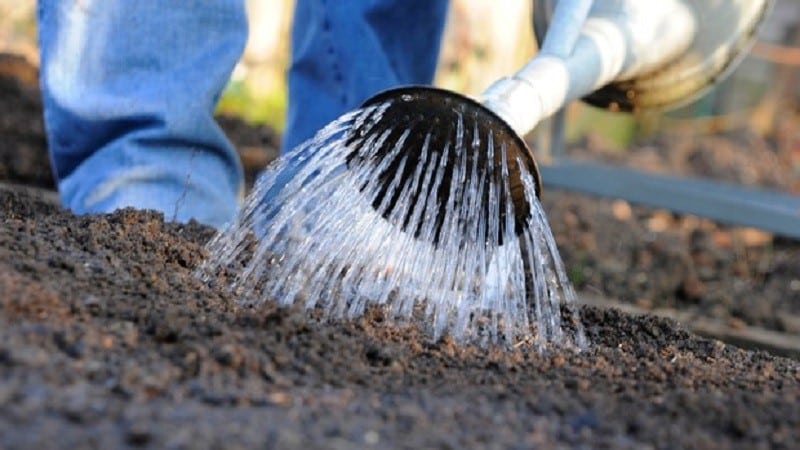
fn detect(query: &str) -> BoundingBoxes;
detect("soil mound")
[1,187,798,449]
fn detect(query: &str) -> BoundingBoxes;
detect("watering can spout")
[480,0,699,138]
[482,0,772,138]
[350,86,541,242]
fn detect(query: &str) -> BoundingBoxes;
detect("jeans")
[38,0,448,228]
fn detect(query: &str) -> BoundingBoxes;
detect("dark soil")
[1,55,799,449]
[544,131,800,333]
[0,54,51,189]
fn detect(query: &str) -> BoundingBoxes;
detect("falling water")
[199,102,587,349]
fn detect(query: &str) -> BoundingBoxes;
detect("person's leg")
[284,0,450,151]
[38,0,247,228]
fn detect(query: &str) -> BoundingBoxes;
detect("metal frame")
[540,160,800,238]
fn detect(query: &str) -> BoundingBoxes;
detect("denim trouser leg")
[38,0,247,228]
[284,0,450,152]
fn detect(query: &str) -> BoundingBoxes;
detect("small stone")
[635,298,653,309]
[738,228,772,247]
[611,200,632,221]
[678,275,705,301]
[213,343,244,369]
[82,295,102,314]
[647,211,672,232]
[267,391,291,406]
[364,430,380,445]
[727,317,747,330]
[126,422,152,446]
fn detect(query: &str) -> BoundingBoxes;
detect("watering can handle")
[538,0,593,58]
[481,0,698,137]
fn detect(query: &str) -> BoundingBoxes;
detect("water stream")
[199,102,587,349]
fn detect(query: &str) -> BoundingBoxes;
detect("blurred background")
[2,0,800,159]
[0,0,538,131]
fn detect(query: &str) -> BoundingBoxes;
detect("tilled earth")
[1,56,799,449]
[547,130,800,335]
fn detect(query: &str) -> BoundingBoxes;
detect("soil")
[1,55,799,449]
[545,130,800,335]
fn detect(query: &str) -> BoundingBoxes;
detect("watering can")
[350,0,792,239]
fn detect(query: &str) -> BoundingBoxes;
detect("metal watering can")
[349,0,794,240]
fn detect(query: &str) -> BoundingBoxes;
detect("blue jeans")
[38,0,448,228]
